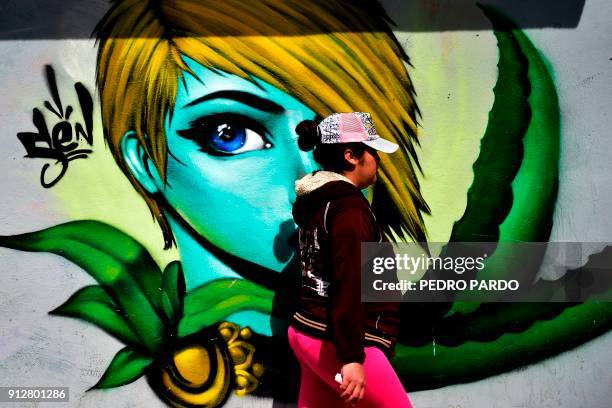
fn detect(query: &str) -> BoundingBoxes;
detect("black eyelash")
[177,113,273,156]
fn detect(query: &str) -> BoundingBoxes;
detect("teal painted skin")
[122,57,372,335]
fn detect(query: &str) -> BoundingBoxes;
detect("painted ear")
[121,131,162,194]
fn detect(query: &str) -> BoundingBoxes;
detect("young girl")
[288,112,414,407]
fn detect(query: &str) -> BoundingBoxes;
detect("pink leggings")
[288,325,413,407]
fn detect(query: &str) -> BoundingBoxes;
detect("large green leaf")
[179,278,274,338]
[447,9,530,244]
[395,6,611,391]
[463,5,561,288]
[394,300,612,391]
[432,4,531,315]
[445,4,561,310]
[91,347,153,389]
[161,261,185,325]
[0,220,165,353]
[402,243,612,347]
[50,285,140,348]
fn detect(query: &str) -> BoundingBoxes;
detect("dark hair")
[295,119,369,173]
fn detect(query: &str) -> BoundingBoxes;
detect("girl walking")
[288,112,414,407]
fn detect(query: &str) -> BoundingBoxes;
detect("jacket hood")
[292,171,364,227]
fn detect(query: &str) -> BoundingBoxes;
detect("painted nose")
[288,185,297,205]
[289,150,318,205]
[300,149,319,175]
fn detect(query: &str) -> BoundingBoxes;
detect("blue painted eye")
[178,115,273,156]
[209,122,246,152]
[208,122,268,154]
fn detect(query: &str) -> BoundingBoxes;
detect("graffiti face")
[127,57,320,290]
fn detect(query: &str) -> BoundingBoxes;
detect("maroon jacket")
[290,171,401,364]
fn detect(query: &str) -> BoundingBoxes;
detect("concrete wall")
[1,1,610,406]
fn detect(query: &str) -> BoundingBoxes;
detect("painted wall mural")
[1,0,611,407]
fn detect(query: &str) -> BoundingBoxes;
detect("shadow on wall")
[0,0,586,39]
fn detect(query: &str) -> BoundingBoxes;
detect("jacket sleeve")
[328,205,377,364]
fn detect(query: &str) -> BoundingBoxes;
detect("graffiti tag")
[17,65,94,188]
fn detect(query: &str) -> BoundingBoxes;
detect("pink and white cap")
[317,112,399,153]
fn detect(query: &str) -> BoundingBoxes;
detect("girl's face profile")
[163,57,319,276]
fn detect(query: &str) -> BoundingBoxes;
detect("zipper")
[323,201,331,233]
[375,315,380,330]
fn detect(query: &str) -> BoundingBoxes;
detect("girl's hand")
[339,362,366,405]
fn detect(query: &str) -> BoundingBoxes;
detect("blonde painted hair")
[96,0,430,249]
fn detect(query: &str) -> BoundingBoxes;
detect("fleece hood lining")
[295,171,356,196]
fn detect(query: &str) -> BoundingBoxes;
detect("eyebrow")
[181,90,284,113]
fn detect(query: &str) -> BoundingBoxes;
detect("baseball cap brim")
[362,137,399,153]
